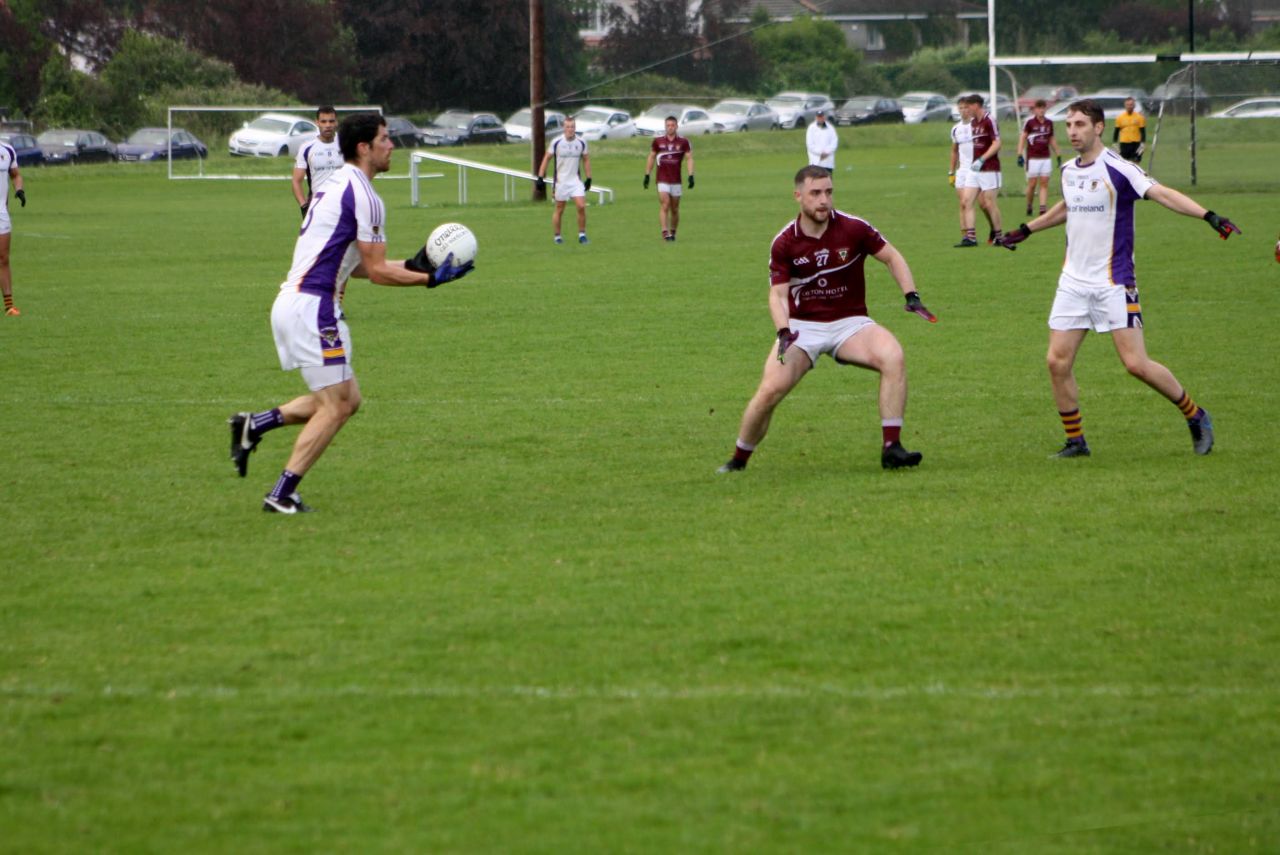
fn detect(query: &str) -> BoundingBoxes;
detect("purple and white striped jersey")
[1059,149,1157,288]
[0,143,16,213]
[294,138,343,194]
[280,163,385,299]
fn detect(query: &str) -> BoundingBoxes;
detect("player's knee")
[1046,350,1071,375]
[1121,355,1150,379]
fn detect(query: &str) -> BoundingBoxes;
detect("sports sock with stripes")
[1173,390,1203,421]
[1059,409,1085,443]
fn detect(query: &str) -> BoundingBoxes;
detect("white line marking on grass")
[1,682,1270,702]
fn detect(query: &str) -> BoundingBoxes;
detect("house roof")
[738,0,986,19]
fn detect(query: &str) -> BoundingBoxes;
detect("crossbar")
[409,150,613,207]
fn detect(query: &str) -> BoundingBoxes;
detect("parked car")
[1209,97,1280,119]
[708,99,779,132]
[385,116,421,148]
[228,113,318,157]
[1016,84,1079,111]
[116,127,208,162]
[1150,82,1211,115]
[570,106,636,141]
[951,91,1017,121]
[37,129,117,164]
[0,132,44,167]
[1092,87,1150,110]
[417,111,509,146]
[833,96,903,126]
[899,92,952,124]
[503,108,567,141]
[1046,94,1144,121]
[765,92,835,128]
[635,103,716,136]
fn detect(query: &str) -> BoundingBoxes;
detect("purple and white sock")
[251,408,285,435]
[269,470,303,501]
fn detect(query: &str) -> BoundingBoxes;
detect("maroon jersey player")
[956,94,1004,246]
[718,165,937,473]
[1016,99,1061,217]
[643,116,694,241]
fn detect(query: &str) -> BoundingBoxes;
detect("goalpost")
[164,104,382,180]
[984,0,1280,186]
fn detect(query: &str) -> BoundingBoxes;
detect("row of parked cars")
[0,127,210,166]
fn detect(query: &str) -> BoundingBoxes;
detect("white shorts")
[975,171,1002,192]
[0,209,10,235]
[554,179,585,202]
[1025,158,1052,178]
[1048,279,1143,333]
[657,182,682,198]
[954,168,980,190]
[271,290,356,390]
[789,315,878,367]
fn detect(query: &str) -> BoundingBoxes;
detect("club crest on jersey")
[838,248,849,261]
[320,326,340,347]
[815,248,830,266]
[1089,180,1100,191]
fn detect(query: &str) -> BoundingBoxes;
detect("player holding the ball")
[228,113,473,513]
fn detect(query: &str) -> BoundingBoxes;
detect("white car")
[571,106,637,141]
[709,99,779,132]
[228,113,318,158]
[504,108,567,141]
[635,104,716,136]
[899,92,952,124]
[765,92,834,129]
[1209,98,1280,119]
[1046,94,1144,122]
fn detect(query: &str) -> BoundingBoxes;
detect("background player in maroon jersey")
[718,165,936,473]
[959,94,1003,246]
[1016,99,1061,217]
[643,116,694,241]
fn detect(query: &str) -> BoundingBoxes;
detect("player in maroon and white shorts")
[1016,99,1060,217]
[718,165,937,473]
[643,117,694,241]
[956,94,1003,246]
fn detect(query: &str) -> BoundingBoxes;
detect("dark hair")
[316,105,337,118]
[794,164,832,185]
[665,115,678,123]
[1066,99,1105,126]
[339,113,385,162]
[1034,98,1047,108]
[963,93,984,107]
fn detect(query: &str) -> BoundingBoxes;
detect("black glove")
[688,174,695,189]
[995,223,1033,251]
[1056,156,1062,169]
[584,177,592,191]
[1203,210,1241,240]
[15,189,25,207]
[1016,155,1025,168]
[428,252,474,287]
[776,328,799,364]
[643,174,650,189]
[404,246,433,274]
[535,176,545,190]
[904,291,937,323]
[299,202,308,219]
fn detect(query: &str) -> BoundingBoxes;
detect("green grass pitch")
[3,120,1279,851]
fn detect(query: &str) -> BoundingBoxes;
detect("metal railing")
[409,150,614,207]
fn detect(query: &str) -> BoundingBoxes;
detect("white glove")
[970,157,984,172]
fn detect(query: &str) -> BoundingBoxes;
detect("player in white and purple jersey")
[1016,99,1061,217]
[536,117,592,244]
[292,106,342,218]
[228,113,474,513]
[996,99,1240,458]
[0,138,25,316]
[718,165,937,474]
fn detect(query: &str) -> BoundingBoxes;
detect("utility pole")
[531,0,547,201]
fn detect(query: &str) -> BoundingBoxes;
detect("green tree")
[100,32,237,133]
[752,15,859,95]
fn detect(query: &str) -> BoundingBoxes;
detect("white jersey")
[294,138,343,193]
[548,134,588,186]
[280,163,385,299]
[950,121,973,170]
[0,143,15,214]
[1059,148,1157,288]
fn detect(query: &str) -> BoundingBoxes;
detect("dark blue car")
[0,132,45,167]
[116,127,208,162]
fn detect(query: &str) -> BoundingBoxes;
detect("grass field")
[3,120,1279,852]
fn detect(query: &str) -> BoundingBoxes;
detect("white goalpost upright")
[164,104,382,180]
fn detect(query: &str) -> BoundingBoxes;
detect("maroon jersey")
[651,135,691,184]
[970,112,1000,171]
[1022,116,1054,158]
[769,209,887,323]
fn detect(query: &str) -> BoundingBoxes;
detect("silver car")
[899,92,953,124]
[708,99,779,132]
[228,113,318,157]
[504,108,567,142]
[634,104,716,136]
[766,92,835,129]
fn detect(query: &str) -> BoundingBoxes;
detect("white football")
[426,222,478,268]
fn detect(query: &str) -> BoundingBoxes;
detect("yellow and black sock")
[1173,390,1202,421]
[1060,409,1085,443]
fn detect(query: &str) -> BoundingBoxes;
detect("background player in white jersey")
[0,138,25,316]
[717,165,937,474]
[536,117,592,244]
[948,98,997,249]
[229,113,474,513]
[292,106,342,218]
[996,99,1240,458]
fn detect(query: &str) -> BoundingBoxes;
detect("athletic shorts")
[975,171,1002,192]
[1048,279,1143,333]
[1026,157,1052,178]
[1119,142,1142,163]
[554,179,585,202]
[954,168,979,190]
[271,290,356,390]
[0,209,9,236]
[789,315,878,367]
[657,182,682,198]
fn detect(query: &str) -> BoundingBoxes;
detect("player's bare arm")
[872,243,916,295]
[769,282,791,331]
[291,167,308,207]
[537,149,553,180]
[583,153,591,182]
[1016,130,1028,160]
[1146,185,1240,239]
[353,240,433,287]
